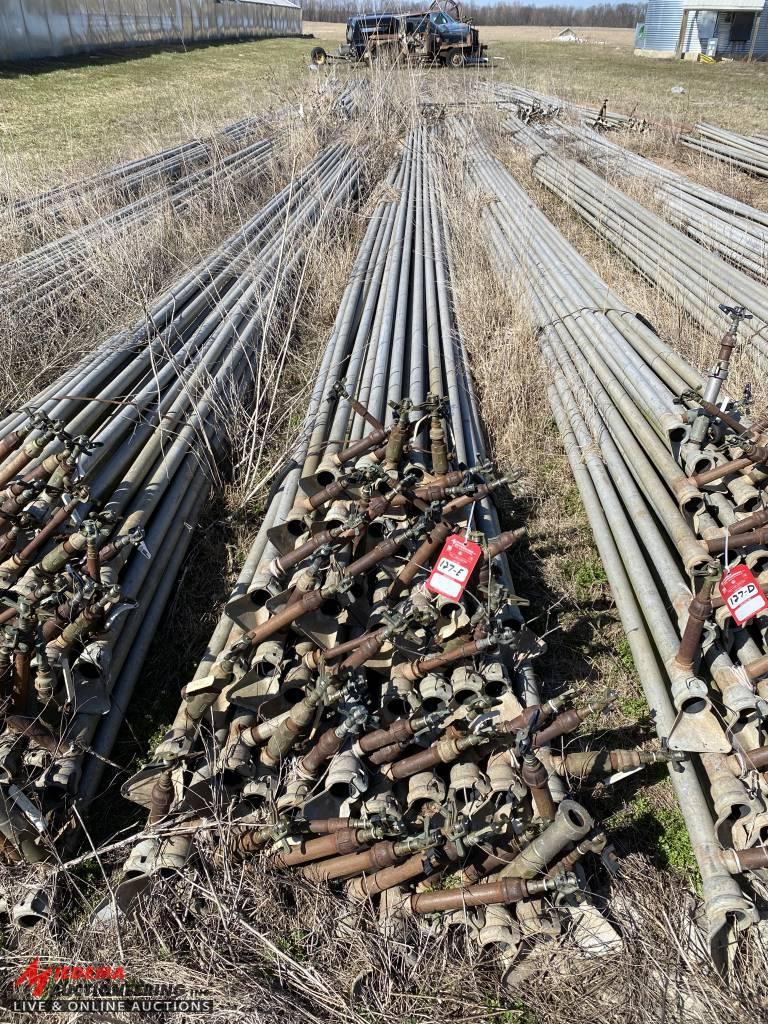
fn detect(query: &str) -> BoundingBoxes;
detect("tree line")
[301,2,646,28]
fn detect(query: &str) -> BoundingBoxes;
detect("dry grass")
[3,847,767,1024]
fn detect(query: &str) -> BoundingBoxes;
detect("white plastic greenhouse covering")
[0,0,302,63]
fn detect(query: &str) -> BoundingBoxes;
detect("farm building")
[635,0,768,58]
[551,27,585,42]
[0,0,302,63]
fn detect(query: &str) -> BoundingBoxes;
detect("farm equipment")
[310,0,487,69]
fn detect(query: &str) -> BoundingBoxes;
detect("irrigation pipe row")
[0,140,365,868]
[462,125,768,972]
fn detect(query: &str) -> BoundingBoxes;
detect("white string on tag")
[464,501,476,543]
[724,525,730,571]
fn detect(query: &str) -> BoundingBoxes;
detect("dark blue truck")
[310,4,487,68]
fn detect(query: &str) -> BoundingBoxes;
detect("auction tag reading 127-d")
[720,564,768,626]
[426,535,482,601]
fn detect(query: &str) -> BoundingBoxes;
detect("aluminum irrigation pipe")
[3,112,276,229]
[0,141,366,864]
[521,144,768,371]
[504,116,768,281]
[486,83,648,132]
[81,127,675,978]
[1,135,276,321]
[681,123,768,179]
[462,128,768,971]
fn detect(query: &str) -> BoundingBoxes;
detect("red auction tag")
[720,564,768,626]
[426,535,482,601]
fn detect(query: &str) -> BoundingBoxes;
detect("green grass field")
[0,37,310,183]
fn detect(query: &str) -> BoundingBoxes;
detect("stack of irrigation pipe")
[84,127,687,978]
[0,140,365,871]
[3,113,270,235]
[461,125,768,971]
[681,123,768,179]
[488,84,647,132]
[505,115,768,281]
[512,132,768,374]
[0,132,277,323]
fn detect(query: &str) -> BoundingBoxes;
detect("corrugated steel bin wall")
[641,0,768,55]
[643,0,688,51]
[0,0,302,62]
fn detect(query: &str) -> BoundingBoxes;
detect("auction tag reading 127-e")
[720,564,768,626]
[426,535,482,601]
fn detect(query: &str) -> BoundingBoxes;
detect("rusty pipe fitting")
[407,875,562,914]
[148,771,174,825]
[269,827,374,868]
[347,850,433,899]
[548,748,687,777]
[521,753,556,822]
[673,573,717,673]
[383,733,483,781]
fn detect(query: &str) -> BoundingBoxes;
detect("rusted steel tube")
[495,701,562,737]
[299,839,405,881]
[348,851,431,898]
[408,876,554,914]
[299,476,355,513]
[718,506,768,538]
[0,425,31,462]
[333,428,388,467]
[530,707,601,747]
[306,629,374,666]
[388,521,453,599]
[726,846,768,872]
[546,831,607,878]
[383,734,481,781]
[521,755,556,821]
[343,531,412,579]
[694,456,755,488]
[706,526,768,554]
[730,746,768,773]
[460,841,523,884]
[548,748,685,776]
[673,574,716,672]
[272,528,355,577]
[270,827,371,868]
[398,636,495,682]
[297,726,347,776]
[357,716,421,754]
[243,588,329,649]
[0,497,83,580]
[147,772,174,825]
[306,818,358,834]
[693,397,762,439]
[486,528,526,559]
[337,628,390,673]
[367,740,405,766]
[0,435,53,490]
